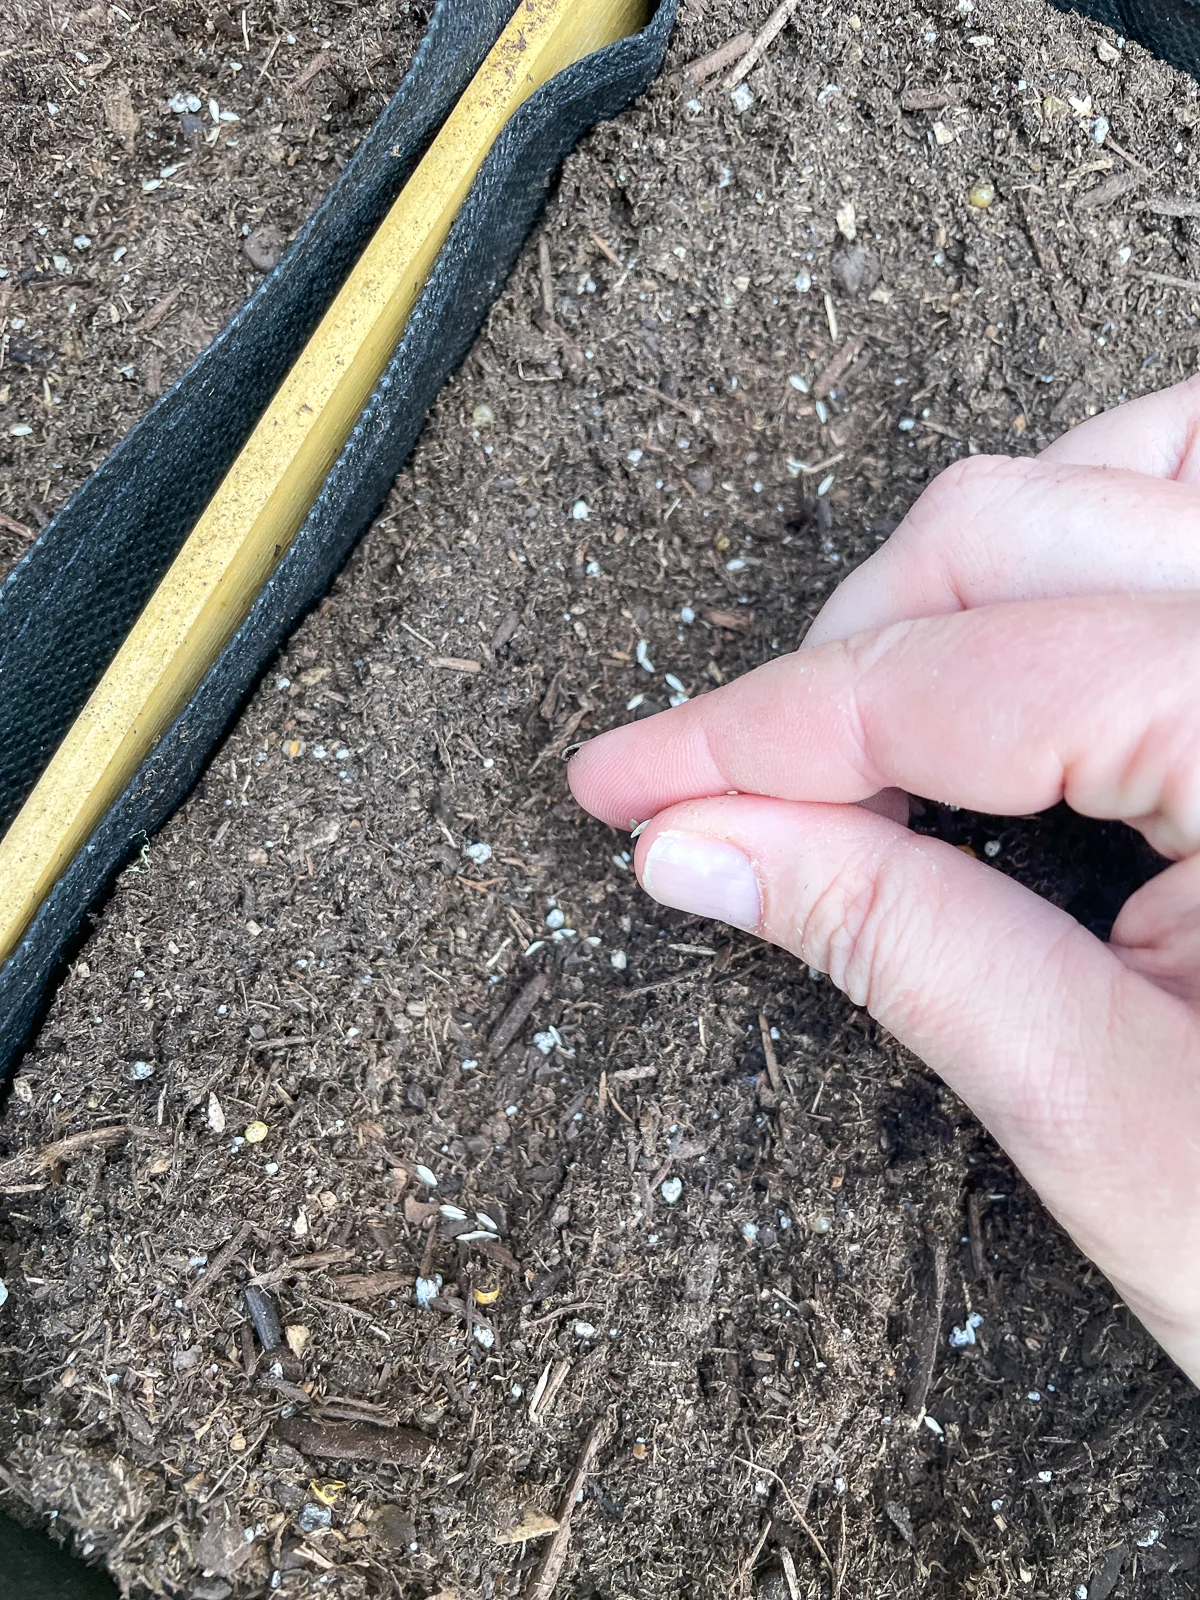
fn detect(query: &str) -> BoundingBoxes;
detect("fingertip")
[566,726,640,829]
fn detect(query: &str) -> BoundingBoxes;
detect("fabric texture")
[1058,0,1200,73]
[0,0,676,1077]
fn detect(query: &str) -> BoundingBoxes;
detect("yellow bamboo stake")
[0,0,648,965]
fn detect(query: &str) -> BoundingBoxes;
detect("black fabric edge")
[0,0,678,1076]
[0,0,515,830]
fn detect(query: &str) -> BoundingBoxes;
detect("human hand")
[569,377,1200,1385]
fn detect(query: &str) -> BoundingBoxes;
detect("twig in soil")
[723,0,803,90]
[813,335,866,400]
[0,1123,131,1186]
[636,381,702,425]
[186,1220,252,1304]
[758,1014,782,1093]
[0,512,33,541]
[487,971,549,1057]
[1103,131,1155,177]
[1140,196,1200,218]
[138,283,185,333]
[538,236,555,318]
[899,83,967,112]
[904,1237,949,1416]
[780,1546,801,1600]
[591,232,622,268]
[735,1516,773,1591]
[286,49,331,98]
[966,1190,987,1280]
[680,32,753,86]
[733,1458,834,1576]
[399,618,436,650]
[788,452,845,477]
[431,655,482,673]
[524,1419,608,1600]
[1138,270,1200,292]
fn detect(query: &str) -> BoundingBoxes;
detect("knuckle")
[900,453,1035,555]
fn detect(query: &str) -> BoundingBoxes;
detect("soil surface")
[2,0,1200,1596]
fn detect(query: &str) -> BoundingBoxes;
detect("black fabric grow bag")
[0,0,677,1077]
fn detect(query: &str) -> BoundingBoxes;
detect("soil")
[2,0,1200,1596]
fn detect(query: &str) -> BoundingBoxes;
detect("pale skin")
[569,375,1200,1386]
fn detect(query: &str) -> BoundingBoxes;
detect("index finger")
[569,592,1200,859]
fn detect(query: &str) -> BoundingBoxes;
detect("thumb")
[633,795,1200,1370]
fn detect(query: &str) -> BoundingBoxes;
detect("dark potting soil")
[2,0,1200,1594]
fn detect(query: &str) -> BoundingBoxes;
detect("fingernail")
[641,831,761,930]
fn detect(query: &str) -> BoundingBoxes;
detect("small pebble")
[545,908,566,930]
[571,499,589,520]
[298,1504,332,1534]
[0,1279,8,1309]
[730,82,754,113]
[661,1177,683,1204]
[473,1324,495,1349]
[573,1320,597,1339]
[464,841,492,865]
[415,1274,443,1310]
[610,950,628,971]
[472,403,495,426]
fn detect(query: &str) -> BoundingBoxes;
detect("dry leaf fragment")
[493,1508,560,1545]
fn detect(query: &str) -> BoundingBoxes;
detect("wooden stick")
[724,0,802,90]
[680,31,753,85]
[525,1420,608,1599]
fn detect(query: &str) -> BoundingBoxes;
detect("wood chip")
[430,656,482,673]
[524,1420,608,1600]
[286,49,331,98]
[538,236,555,318]
[186,1220,253,1304]
[493,1508,560,1545]
[1138,270,1200,292]
[138,283,185,333]
[487,970,549,1057]
[1141,196,1200,218]
[275,1416,436,1466]
[705,608,753,632]
[679,31,753,86]
[1075,169,1144,210]
[900,84,967,111]
[0,512,33,541]
[758,1014,782,1093]
[812,334,866,399]
[0,1123,131,1186]
[905,1237,948,1416]
[331,1270,415,1302]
